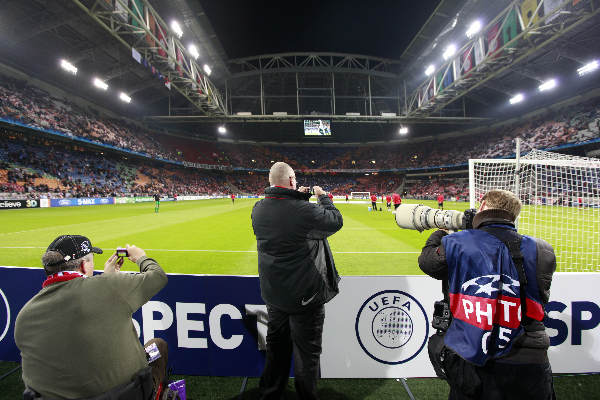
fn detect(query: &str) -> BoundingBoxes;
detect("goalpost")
[469,146,600,272]
[350,192,371,200]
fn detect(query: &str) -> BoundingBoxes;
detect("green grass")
[0,198,468,275]
[2,198,598,398]
[2,197,596,273]
[1,361,598,399]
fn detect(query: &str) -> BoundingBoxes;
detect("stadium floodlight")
[465,20,482,38]
[188,44,199,60]
[92,77,108,91]
[509,93,524,104]
[442,44,457,60]
[218,125,226,134]
[60,59,77,75]
[170,20,183,38]
[425,64,435,76]
[203,64,212,76]
[119,92,131,103]
[399,126,409,135]
[577,60,599,76]
[538,78,557,92]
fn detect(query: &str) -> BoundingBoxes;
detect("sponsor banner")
[322,274,600,377]
[0,269,598,377]
[0,199,40,210]
[50,197,115,207]
[40,198,49,208]
[115,197,136,204]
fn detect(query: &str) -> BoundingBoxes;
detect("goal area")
[469,149,600,272]
[350,192,371,200]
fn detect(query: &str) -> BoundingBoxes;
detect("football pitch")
[0,198,470,275]
[1,198,597,273]
[2,199,600,398]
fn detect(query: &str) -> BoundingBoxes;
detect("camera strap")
[480,226,530,325]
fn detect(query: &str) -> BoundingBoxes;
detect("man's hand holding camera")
[104,244,147,273]
[297,186,326,197]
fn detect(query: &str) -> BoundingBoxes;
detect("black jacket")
[251,186,343,313]
[418,209,556,364]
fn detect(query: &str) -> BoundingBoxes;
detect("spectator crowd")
[1,74,599,200]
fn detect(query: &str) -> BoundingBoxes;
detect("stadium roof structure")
[0,0,228,116]
[0,0,599,143]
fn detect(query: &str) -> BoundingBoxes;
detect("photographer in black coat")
[251,162,343,400]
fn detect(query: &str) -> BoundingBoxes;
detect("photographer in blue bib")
[15,235,170,399]
[396,190,556,399]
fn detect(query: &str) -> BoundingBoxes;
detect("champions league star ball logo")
[0,288,10,343]
[461,274,520,296]
[355,290,429,365]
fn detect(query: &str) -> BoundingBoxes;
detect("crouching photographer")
[15,235,170,399]
[411,190,557,400]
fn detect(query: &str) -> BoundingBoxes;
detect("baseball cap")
[46,235,103,263]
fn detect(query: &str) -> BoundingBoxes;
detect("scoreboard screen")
[304,120,331,136]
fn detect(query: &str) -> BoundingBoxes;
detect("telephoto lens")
[394,204,467,232]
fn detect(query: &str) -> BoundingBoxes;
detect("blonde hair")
[482,189,522,220]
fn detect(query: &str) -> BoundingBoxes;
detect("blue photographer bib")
[442,227,545,366]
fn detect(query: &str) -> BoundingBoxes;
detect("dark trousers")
[259,305,325,400]
[447,359,555,400]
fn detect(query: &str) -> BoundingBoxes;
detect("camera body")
[395,204,477,232]
[432,300,452,332]
[116,248,128,258]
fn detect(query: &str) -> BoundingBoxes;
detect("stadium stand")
[1,73,599,199]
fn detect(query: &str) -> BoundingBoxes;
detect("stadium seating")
[1,73,599,199]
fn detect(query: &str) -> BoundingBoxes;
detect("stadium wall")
[0,268,598,377]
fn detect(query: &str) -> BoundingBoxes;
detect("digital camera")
[116,248,128,257]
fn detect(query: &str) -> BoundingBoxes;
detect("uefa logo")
[355,290,429,365]
[0,288,10,343]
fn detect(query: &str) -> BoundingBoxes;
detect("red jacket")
[437,194,444,203]
[392,193,401,204]
[370,195,377,202]
[386,196,391,203]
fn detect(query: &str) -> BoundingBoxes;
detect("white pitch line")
[0,246,419,254]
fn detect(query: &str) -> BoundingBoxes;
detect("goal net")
[351,192,371,200]
[469,149,600,272]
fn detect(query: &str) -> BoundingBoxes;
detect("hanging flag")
[157,23,167,57]
[167,37,176,70]
[486,22,503,58]
[145,11,156,48]
[473,38,484,66]
[114,0,127,22]
[142,57,149,68]
[165,78,171,90]
[131,0,144,28]
[131,47,142,64]
[461,46,474,76]
[544,0,562,23]
[176,47,184,77]
[196,75,203,95]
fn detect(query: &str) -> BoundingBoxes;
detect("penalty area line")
[0,246,419,254]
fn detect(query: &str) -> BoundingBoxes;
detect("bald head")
[269,162,296,189]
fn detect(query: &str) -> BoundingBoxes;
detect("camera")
[116,248,128,257]
[394,204,477,232]
[432,300,452,332]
